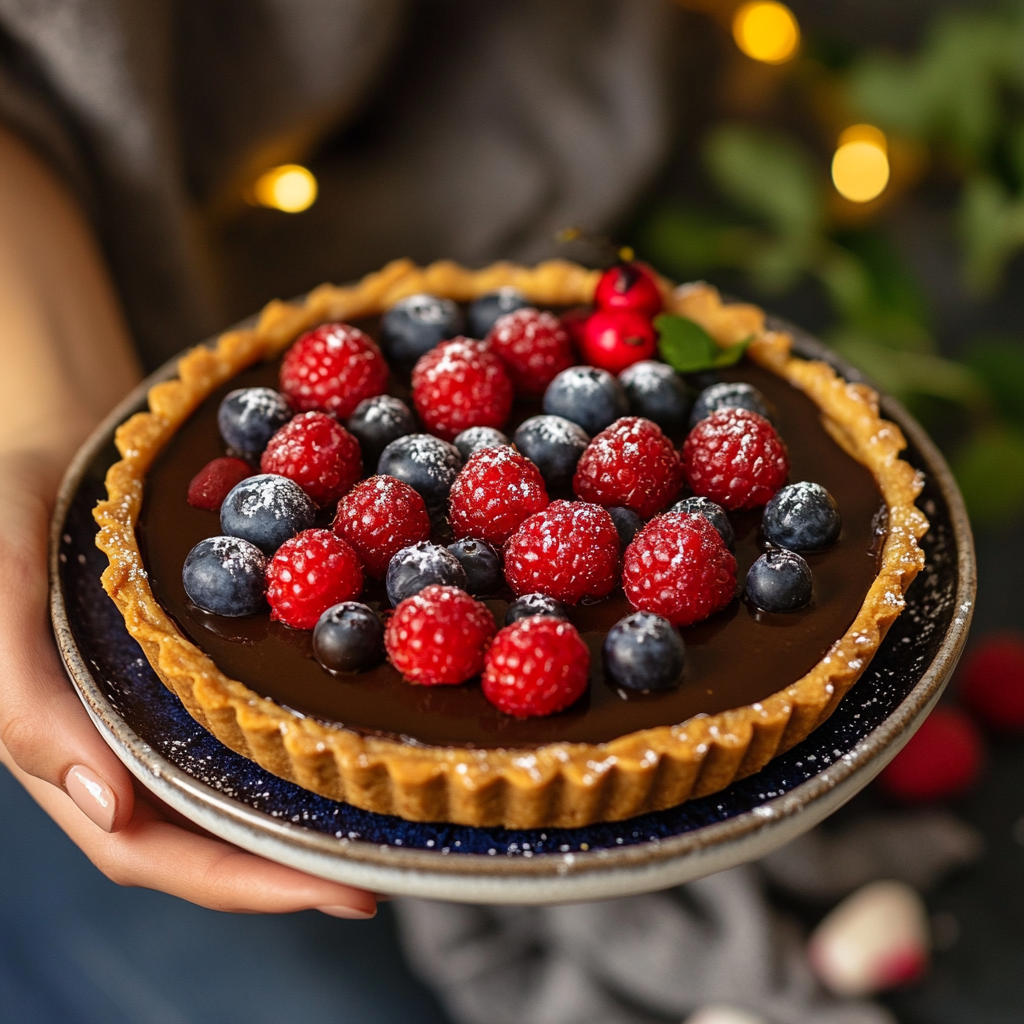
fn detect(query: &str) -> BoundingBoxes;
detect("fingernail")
[317,904,376,920]
[64,764,116,832]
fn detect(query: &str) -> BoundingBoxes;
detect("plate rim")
[48,312,977,900]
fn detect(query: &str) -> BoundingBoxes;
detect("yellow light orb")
[253,164,318,213]
[732,2,800,64]
[831,130,890,203]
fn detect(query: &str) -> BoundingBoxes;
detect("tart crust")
[94,259,928,829]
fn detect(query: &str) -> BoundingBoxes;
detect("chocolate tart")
[93,259,928,829]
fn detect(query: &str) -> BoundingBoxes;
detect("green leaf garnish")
[655,314,751,372]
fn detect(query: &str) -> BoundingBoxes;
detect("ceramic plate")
[50,319,975,904]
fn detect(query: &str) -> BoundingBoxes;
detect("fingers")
[0,451,136,830]
[6,757,377,918]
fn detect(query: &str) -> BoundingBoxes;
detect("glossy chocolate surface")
[139,342,883,749]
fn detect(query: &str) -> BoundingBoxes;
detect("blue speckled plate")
[50,321,975,904]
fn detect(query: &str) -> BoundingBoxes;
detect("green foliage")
[655,315,750,372]
[965,336,1024,429]
[952,425,1024,524]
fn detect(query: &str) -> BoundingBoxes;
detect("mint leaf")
[655,314,718,372]
[713,336,753,368]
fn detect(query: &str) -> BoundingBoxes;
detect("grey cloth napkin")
[396,811,980,1024]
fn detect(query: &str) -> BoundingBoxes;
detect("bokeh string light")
[252,164,318,213]
[831,125,890,203]
[731,1,800,64]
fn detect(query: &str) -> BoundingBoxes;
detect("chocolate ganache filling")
[138,322,884,749]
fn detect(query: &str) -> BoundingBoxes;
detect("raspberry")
[260,411,361,506]
[682,408,789,511]
[332,475,431,579]
[573,416,683,518]
[486,308,575,395]
[878,706,984,801]
[266,529,363,629]
[385,584,496,686]
[280,322,388,419]
[622,512,737,626]
[187,457,251,510]
[503,500,619,604]
[482,617,590,717]
[958,632,1024,732]
[411,338,513,441]
[448,446,549,547]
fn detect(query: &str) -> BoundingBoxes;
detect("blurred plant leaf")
[703,125,823,241]
[655,314,751,372]
[958,174,1024,294]
[965,336,1024,428]
[952,424,1024,523]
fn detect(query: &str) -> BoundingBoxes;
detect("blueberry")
[182,536,267,616]
[313,602,385,674]
[468,288,530,338]
[504,593,569,626]
[380,293,463,368]
[543,366,629,436]
[453,426,511,461]
[217,387,291,456]
[447,537,502,595]
[607,506,644,550]
[670,496,735,549]
[602,611,685,692]
[762,482,841,551]
[746,549,813,613]
[690,381,771,427]
[220,473,316,553]
[512,415,589,495]
[386,542,468,607]
[377,434,462,514]
[346,395,416,470]
[619,361,691,433]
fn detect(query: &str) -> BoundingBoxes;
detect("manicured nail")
[317,904,376,920]
[64,764,116,832]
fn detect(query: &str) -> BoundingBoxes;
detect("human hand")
[0,444,376,919]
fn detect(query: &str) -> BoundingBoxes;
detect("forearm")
[0,123,140,460]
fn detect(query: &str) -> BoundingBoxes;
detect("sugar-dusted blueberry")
[746,549,813,613]
[670,495,735,549]
[182,536,267,616]
[380,293,463,368]
[763,481,841,552]
[467,287,530,338]
[346,394,416,470]
[504,592,569,626]
[377,433,462,514]
[220,473,316,553]
[513,415,589,495]
[542,366,629,437]
[690,381,771,427]
[619,360,691,433]
[453,426,510,461]
[447,537,502,596]
[217,387,291,456]
[602,611,685,692]
[607,506,644,550]
[385,541,468,607]
[313,602,385,674]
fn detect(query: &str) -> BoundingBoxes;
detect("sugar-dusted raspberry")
[486,308,575,396]
[280,322,388,419]
[187,457,252,510]
[573,416,683,518]
[385,584,496,686]
[332,475,431,578]
[260,411,361,506]
[266,529,363,629]
[482,617,590,717]
[411,338,513,441]
[448,446,549,547]
[503,500,619,604]
[622,512,736,626]
[682,408,789,511]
